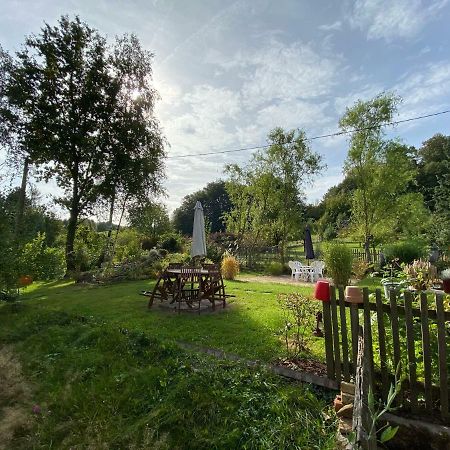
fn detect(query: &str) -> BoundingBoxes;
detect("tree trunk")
[97,189,115,267]
[364,238,372,264]
[14,157,30,243]
[65,207,78,273]
[65,174,79,274]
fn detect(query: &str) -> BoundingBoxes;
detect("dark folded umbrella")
[304,225,315,261]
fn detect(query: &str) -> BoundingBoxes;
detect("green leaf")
[380,425,399,443]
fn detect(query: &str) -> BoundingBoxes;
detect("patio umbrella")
[191,201,207,258]
[304,225,315,262]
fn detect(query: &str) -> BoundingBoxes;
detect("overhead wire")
[167,109,450,159]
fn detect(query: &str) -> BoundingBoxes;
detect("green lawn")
[16,277,324,363]
[0,279,338,449]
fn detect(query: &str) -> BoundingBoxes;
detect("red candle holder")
[314,280,330,302]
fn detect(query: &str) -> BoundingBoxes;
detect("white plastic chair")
[310,260,325,281]
[288,261,306,281]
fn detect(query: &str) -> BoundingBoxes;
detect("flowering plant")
[403,259,438,291]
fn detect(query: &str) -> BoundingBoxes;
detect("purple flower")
[32,404,42,414]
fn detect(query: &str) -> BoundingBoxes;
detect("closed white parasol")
[190,201,207,258]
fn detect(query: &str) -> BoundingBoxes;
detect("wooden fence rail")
[322,287,450,423]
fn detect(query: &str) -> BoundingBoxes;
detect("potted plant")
[381,259,404,298]
[441,269,450,294]
[403,259,438,292]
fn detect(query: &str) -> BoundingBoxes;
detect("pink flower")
[32,404,42,414]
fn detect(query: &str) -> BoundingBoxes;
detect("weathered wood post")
[353,325,377,450]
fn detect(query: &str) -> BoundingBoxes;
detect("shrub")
[19,233,66,280]
[159,232,184,253]
[323,242,353,287]
[266,261,284,276]
[160,253,190,270]
[221,255,239,280]
[382,240,426,265]
[352,259,370,280]
[113,228,143,263]
[141,237,158,250]
[277,293,317,357]
[206,241,224,263]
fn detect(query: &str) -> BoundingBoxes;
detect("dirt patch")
[275,357,328,378]
[0,346,34,449]
[238,274,328,286]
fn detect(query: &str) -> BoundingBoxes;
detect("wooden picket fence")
[351,248,380,262]
[322,286,450,423]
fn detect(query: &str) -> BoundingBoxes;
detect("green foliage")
[3,17,165,271]
[160,252,191,270]
[317,175,356,239]
[172,180,232,235]
[382,240,426,264]
[0,308,336,449]
[416,134,450,211]
[323,242,353,286]
[159,232,185,254]
[339,93,429,251]
[266,261,284,276]
[19,232,65,280]
[127,201,171,237]
[225,127,323,262]
[72,223,108,271]
[113,228,143,262]
[277,293,317,357]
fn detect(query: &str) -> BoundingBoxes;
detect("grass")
[0,302,337,449]
[16,278,325,363]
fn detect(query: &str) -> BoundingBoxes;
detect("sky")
[1,0,450,218]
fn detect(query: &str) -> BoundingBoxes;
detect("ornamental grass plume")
[403,259,438,291]
[221,254,240,280]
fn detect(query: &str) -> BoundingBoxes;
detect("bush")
[266,261,284,276]
[277,293,317,357]
[113,228,143,263]
[19,233,66,280]
[141,237,158,250]
[221,255,239,280]
[352,259,370,280]
[206,241,224,263]
[160,253,191,270]
[323,242,353,287]
[159,232,184,253]
[382,240,426,264]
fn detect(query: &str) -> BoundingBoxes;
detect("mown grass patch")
[0,305,337,449]
[17,278,325,363]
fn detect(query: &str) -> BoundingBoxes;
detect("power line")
[167,109,450,159]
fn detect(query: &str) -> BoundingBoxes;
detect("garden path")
[237,274,321,286]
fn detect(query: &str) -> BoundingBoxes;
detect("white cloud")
[349,0,449,41]
[210,38,342,109]
[396,62,450,107]
[240,39,341,108]
[318,21,342,31]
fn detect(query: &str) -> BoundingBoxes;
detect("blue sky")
[1,0,450,216]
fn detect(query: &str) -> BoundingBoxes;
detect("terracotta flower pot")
[18,275,33,287]
[345,286,363,303]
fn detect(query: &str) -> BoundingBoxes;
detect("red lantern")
[314,280,330,302]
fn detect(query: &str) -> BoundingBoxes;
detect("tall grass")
[0,304,337,449]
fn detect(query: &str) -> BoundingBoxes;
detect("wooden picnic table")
[144,266,229,313]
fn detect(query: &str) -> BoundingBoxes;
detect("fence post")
[322,295,335,380]
[353,325,377,450]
